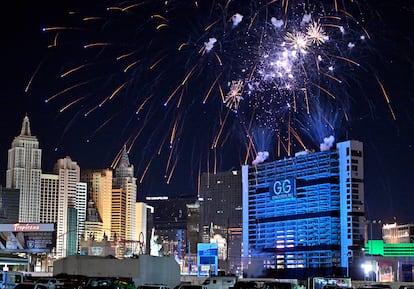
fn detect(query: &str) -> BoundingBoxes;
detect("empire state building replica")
[6,115,42,222]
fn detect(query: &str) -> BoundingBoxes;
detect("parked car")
[358,284,392,289]
[83,278,134,289]
[261,282,293,289]
[35,278,65,289]
[369,285,392,289]
[174,282,191,289]
[357,284,392,289]
[229,281,259,289]
[136,285,170,289]
[322,285,340,289]
[202,275,237,289]
[0,271,26,289]
[176,285,207,289]
[399,286,414,289]
[14,283,49,289]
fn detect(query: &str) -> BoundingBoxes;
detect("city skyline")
[1,115,142,259]
[0,1,413,224]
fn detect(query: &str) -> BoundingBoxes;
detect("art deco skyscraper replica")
[6,115,42,222]
[113,146,137,244]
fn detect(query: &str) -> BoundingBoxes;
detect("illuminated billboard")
[365,240,414,257]
[0,223,55,253]
[311,277,352,289]
[197,243,218,277]
[270,178,296,201]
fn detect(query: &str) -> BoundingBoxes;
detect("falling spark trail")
[166,157,179,184]
[139,157,154,184]
[124,60,141,72]
[25,61,43,93]
[117,50,138,61]
[212,110,231,149]
[321,72,342,83]
[376,76,396,120]
[157,133,170,155]
[149,57,165,70]
[59,97,85,113]
[84,42,112,48]
[109,82,128,100]
[136,95,153,114]
[48,33,59,48]
[290,126,306,150]
[330,55,361,67]
[46,80,92,103]
[165,146,174,176]
[61,64,91,78]
[203,73,223,104]
[309,82,336,99]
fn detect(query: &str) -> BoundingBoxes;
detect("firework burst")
[31,0,392,189]
[224,80,244,111]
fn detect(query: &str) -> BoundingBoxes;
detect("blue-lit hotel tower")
[242,140,365,279]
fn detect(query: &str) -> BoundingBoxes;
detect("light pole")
[367,219,381,281]
[369,219,382,240]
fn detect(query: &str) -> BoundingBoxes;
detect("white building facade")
[54,156,82,258]
[40,173,59,223]
[6,115,42,222]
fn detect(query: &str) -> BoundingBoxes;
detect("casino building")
[242,140,365,279]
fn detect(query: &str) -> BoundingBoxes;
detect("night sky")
[0,1,413,225]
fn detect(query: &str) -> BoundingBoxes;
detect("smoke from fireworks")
[320,135,335,152]
[252,151,270,165]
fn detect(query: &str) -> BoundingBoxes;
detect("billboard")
[197,243,218,277]
[311,277,352,289]
[378,262,393,282]
[0,223,55,253]
[270,178,296,201]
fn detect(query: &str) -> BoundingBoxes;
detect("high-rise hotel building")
[242,140,365,279]
[0,186,20,223]
[113,146,137,243]
[81,169,113,239]
[54,157,87,258]
[199,170,243,274]
[40,174,59,223]
[6,115,42,222]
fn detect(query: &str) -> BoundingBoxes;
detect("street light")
[361,262,373,281]
[369,220,382,240]
[365,219,381,282]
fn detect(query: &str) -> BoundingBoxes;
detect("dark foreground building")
[199,170,243,274]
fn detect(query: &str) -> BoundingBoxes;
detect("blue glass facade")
[66,207,79,256]
[242,140,365,279]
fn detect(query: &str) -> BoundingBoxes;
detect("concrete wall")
[53,255,180,289]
